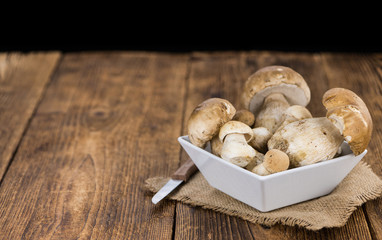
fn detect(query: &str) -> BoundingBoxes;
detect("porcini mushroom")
[210,109,253,157]
[268,88,372,167]
[233,109,255,127]
[323,88,373,155]
[251,149,289,176]
[242,66,311,133]
[188,98,236,148]
[219,121,257,167]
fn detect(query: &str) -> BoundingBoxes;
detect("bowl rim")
[178,135,367,182]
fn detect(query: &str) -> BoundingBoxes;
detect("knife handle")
[172,158,197,181]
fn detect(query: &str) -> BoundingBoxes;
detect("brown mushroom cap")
[233,109,255,126]
[188,98,236,148]
[322,88,373,155]
[263,149,290,173]
[241,66,311,114]
[219,121,254,143]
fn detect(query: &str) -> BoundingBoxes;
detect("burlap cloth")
[146,161,382,230]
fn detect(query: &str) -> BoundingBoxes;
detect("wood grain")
[0,52,60,180]
[176,52,259,240]
[0,51,380,239]
[321,52,382,240]
[0,52,188,239]
[244,51,373,240]
[174,51,374,240]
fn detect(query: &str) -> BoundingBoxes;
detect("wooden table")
[0,51,381,239]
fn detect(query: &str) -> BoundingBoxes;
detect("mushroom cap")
[219,121,254,143]
[232,109,255,126]
[241,66,311,114]
[252,149,289,176]
[263,149,290,173]
[188,98,236,148]
[322,88,373,155]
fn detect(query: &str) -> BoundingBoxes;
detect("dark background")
[1,44,381,53]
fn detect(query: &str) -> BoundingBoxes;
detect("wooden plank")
[0,52,189,239]
[243,51,373,239]
[238,208,371,240]
[0,52,61,180]
[174,51,373,240]
[175,51,260,240]
[322,52,382,240]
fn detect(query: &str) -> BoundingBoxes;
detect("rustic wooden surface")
[0,51,380,239]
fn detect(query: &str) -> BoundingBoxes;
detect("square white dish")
[178,135,367,212]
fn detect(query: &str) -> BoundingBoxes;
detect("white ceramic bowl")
[178,136,367,212]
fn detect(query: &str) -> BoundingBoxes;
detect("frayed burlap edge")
[145,161,382,230]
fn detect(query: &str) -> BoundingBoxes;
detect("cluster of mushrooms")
[187,66,373,176]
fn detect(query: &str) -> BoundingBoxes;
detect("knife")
[152,158,197,204]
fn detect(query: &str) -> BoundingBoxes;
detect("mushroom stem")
[249,127,272,153]
[268,117,343,167]
[221,133,257,167]
[251,164,270,175]
[255,93,290,133]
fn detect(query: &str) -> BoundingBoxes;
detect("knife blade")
[152,158,197,204]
